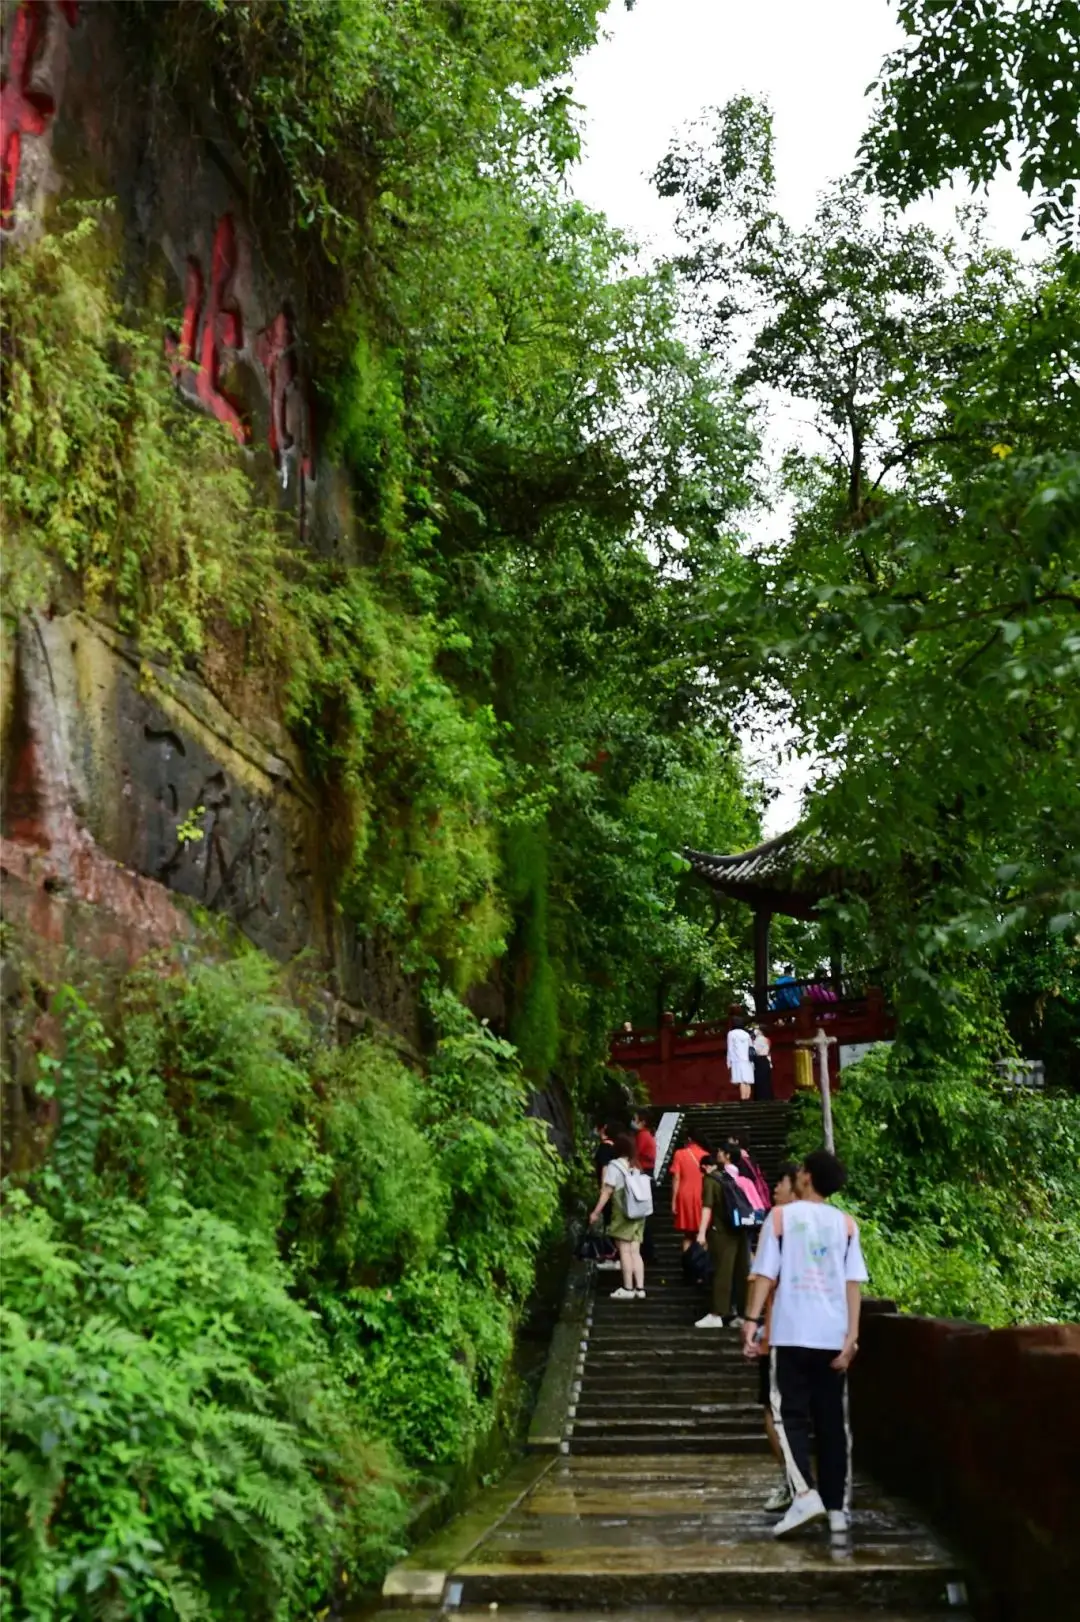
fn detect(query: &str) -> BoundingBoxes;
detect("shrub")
[0,1192,408,1621]
[293,1040,444,1286]
[790,1045,1080,1325]
[1,959,565,1612]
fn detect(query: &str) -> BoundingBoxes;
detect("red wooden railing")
[609,986,894,1107]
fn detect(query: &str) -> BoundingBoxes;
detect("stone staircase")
[368,1100,971,1620]
[677,1099,793,1184]
[568,1102,789,1456]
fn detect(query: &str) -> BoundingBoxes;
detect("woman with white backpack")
[588,1132,653,1299]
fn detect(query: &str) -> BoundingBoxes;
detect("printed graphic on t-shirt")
[751,1201,869,1351]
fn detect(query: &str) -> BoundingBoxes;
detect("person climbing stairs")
[370,1100,971,1619]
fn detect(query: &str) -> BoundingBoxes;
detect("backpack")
[616,1163,654,1219]
[682,1238,713,1286]
[709,1169,754,1231]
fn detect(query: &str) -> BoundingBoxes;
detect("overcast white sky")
[569,0,1032,837]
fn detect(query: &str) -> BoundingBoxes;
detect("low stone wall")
[851,1307,1080,1620]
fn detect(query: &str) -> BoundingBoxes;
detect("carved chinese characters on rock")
[0,0,78,230]
[167,212,314,489]
[166,213,248,444]
[255,308,314,481]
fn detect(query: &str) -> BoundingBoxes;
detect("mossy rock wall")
[1,1,418,1047]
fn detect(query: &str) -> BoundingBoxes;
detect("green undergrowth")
[789,1045,1080,1326]
[0,206,285,657]
[1,956,561,1619]
[0,185,762,1050]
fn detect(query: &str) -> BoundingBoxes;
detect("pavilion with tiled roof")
[684,830,858,1016]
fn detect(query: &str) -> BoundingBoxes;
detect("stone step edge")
[528,1257,594,1452]
[457,1565,960,1609]
[381,1454,557,1605]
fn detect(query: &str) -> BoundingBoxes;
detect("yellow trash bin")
[794,1048,814,1091]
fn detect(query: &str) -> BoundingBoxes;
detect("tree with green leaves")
[863,0,1080,239]
[657,99,1080,1041]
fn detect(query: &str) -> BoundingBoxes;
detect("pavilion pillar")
[752,907,772,1016]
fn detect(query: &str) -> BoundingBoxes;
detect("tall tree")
[657,101,1080,1015]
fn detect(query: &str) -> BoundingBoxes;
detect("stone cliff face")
[1,0,420,1152]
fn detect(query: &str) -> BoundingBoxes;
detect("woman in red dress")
[670,1128,710,1251]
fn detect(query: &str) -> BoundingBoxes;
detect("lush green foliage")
[5,7,764,1056]
[0,15,768,1609]
[7,6,1078,1618]
[2,1192,405,1620]
[863,0,1080,238]
[996,926,1080,1088]
[790,1045,1080,1325]
[1,962,560,1617]
[0,207,284,656]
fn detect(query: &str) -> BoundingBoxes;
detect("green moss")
[0,208,508,987]
[0,205,285,657]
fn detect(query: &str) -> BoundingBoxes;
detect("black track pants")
[769,1345,852,1512]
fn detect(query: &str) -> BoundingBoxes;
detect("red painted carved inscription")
[0,0,77,230]
[166,213,249,445]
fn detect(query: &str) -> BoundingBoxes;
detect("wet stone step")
[576,1393,760,1410]
[590,1286,714,1299]
[571,1424,767,1442]
[576,1391,758,1409]
[570,1388,755,1401]
[458,1547,957,1609]
[587,1332,753,1349]
[375,1448,967,1616]
[362,1607,970,1620]
[576,1388,758,1405]
[568,1433,771,1455]
[456,1452,963,1609]
[584,1351,754,1367]
[573,1409,763,1426]
[574,1399,762,1417]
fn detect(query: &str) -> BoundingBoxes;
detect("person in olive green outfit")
[589,1131,646,1299]
[694,1149,750,1327]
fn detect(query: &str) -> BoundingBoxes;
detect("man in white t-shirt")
[741,1148,869,1540]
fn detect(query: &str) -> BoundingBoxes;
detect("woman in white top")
[727,1019,754,1101]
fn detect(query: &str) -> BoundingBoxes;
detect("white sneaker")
[773,1490,827,1539]
[609,1286,636,1300]
[729,1315,744,1328]
[828,1510,851,1534]
[763,1482,793,1512]
[635,1289,647,1298]
[694,1313,727,1329]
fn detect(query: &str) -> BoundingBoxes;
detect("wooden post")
[813,1026,838,1152]
[753,907,772,1016]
